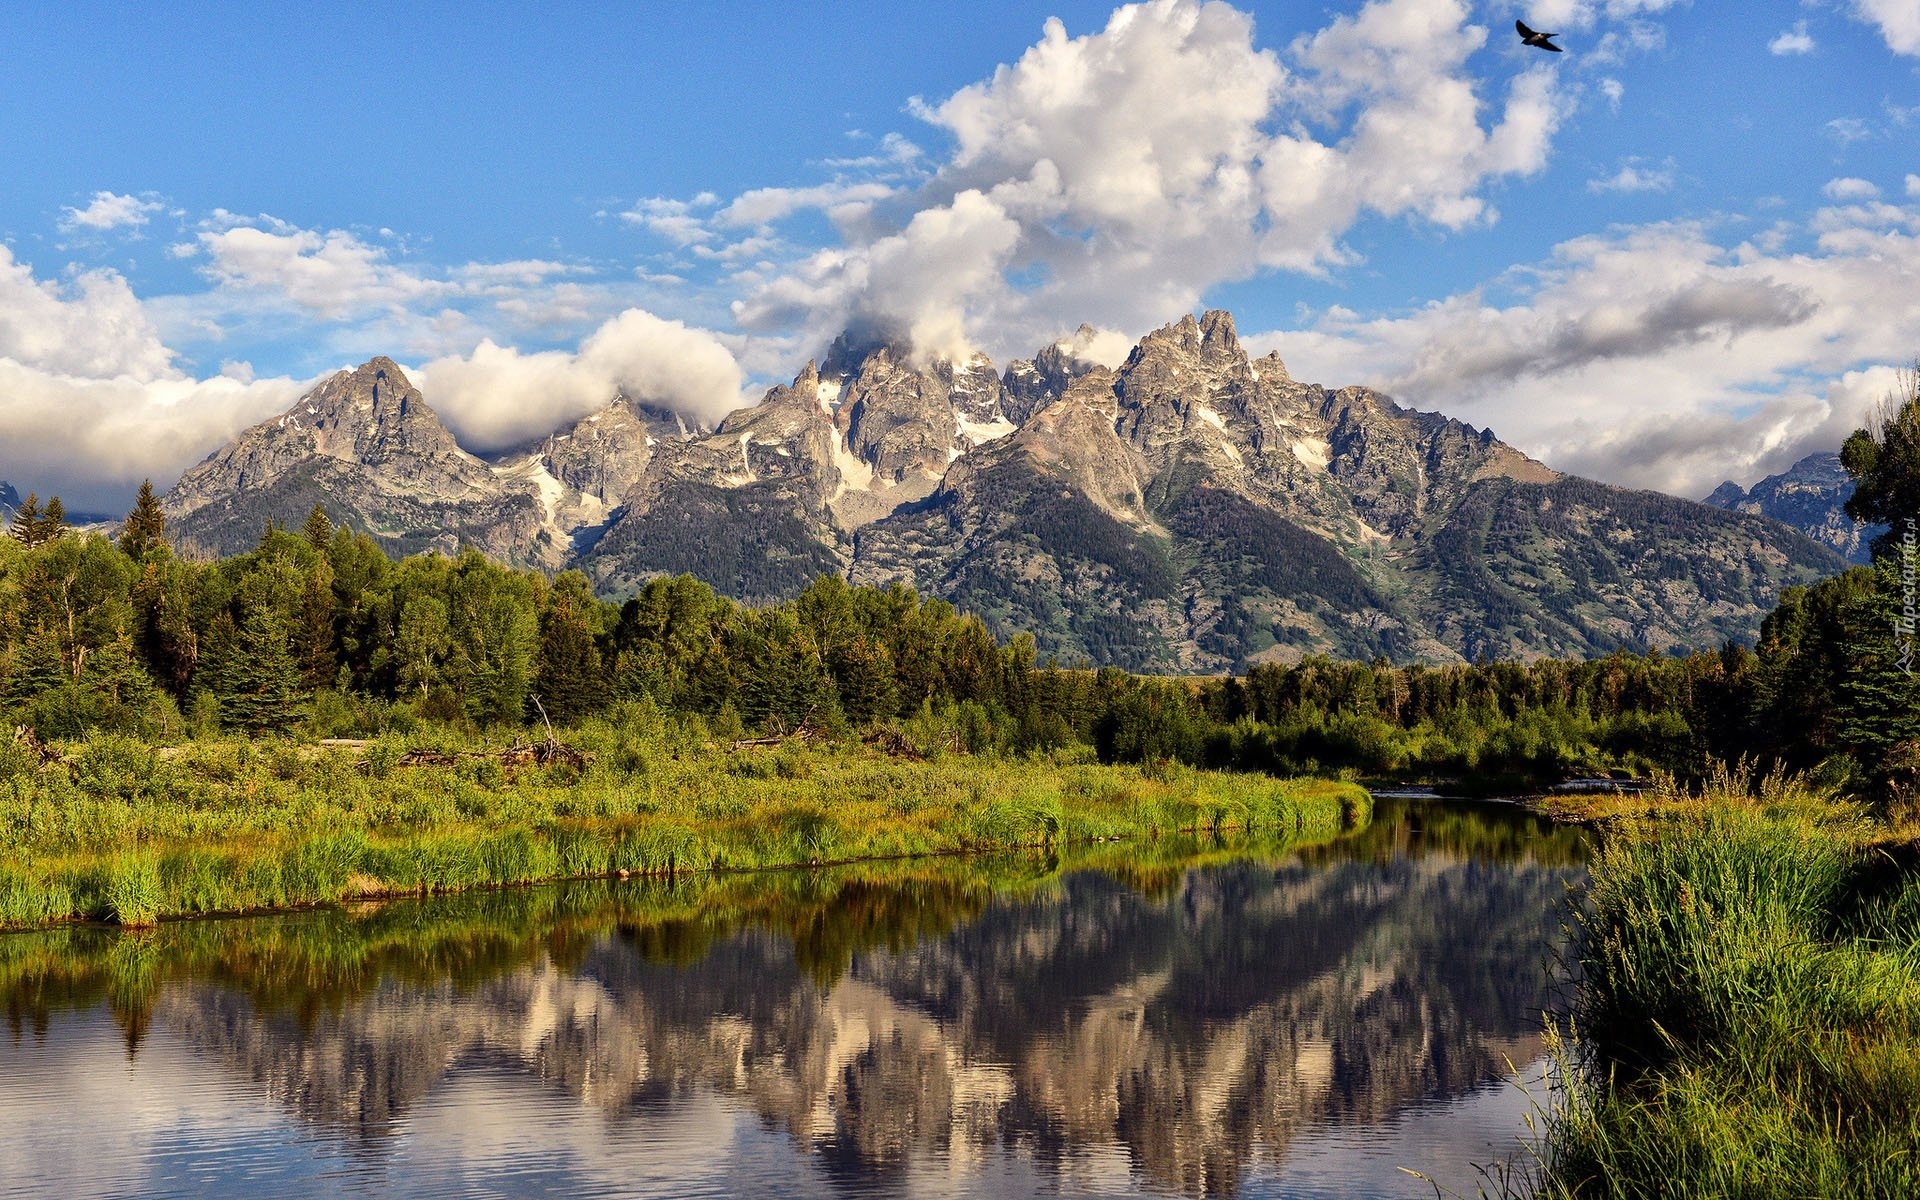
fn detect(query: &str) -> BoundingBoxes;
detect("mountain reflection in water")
[0,798,1585,1198]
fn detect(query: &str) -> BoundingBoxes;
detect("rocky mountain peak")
[146,308,1847,672]
[821,326,910,381]
[1252,351,1291,383]
[1704,451,1877,564]
[1126,313,1203,365]
[1198,308,1241,357]
[722,363,835,438]
[833,341,1008,488]
[1703,480,1747,508]
[279,356,464,466]
[930,353,1007,425]
[537,389,692,515]
[1111,312,1260,468]
[162,355,556,565]
[0,480,19,515]
[1003,335,1097,425]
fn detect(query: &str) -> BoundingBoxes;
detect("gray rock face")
[853,312,1837,669]
[164,358,555,565]
[1001,327,1100,425]
[0,480,18,522]
[1703,452,1878,565]
[153,314,1845,669]
[584,362,851,604]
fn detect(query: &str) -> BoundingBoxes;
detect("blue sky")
[3,0,1918,509]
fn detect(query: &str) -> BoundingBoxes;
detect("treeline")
[4,415,1916,795]
[0,490,1703,782]
[0,496,1078,748]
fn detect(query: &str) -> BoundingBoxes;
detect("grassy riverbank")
[1530,774,1920,1198]
[0,713,1367,929]
[0,828,1369,1034]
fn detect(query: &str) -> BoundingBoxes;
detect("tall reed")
[1533,777,1920,1198]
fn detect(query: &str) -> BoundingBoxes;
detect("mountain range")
[153,310,1843,671]
[1703,452,1878,566]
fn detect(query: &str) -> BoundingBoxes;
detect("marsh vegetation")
[0,713,1365,928]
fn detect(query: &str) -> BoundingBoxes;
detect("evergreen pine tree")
[9,492,42,547]
[218,606,304,734]
[3,626,66,703]
[295,565,338,690]
[734,609,831,733]
[531,572,609,724]
[302,505,334,550]
[832,633,897,725]
[118,480,168,558]
[1833,557,1920,786]
[37,496,66,545]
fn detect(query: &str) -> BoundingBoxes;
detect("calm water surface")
[0,799,1585,1198]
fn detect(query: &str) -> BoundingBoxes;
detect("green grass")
[1531,772,1920,1199]
[0,713,1369,929]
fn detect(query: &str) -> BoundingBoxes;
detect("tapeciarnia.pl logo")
[1899,517,1917,677]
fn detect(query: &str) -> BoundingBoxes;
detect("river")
[0,797,1585,1198]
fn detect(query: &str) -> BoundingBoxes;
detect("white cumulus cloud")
[415,308,748,453]
[1253,198,1920,498]
[1589,158,1676,193]
[725,0,1570,365]
[0,247,305,508]
[1854,0,1920,56]
[1824,176,1882,201]
[0,246,175,379]
[1769,21,1816,55]
[195,218,446,319]
[58,191,166,234]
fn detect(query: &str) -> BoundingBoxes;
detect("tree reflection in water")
[0,798,1585,1198]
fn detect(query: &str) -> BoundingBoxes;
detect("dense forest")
[4,373,1917,800]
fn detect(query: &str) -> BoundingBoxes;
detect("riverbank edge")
[0,755,1371,932]
[1511,773,1920,1198]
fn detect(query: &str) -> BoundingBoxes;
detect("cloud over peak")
[416,308,748,454]
[1261,196,1920,498]
[712,0,1569,365]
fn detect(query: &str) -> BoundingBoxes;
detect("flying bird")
[1516,20,1562,52]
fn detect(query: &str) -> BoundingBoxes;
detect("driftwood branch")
[10,725,60,767]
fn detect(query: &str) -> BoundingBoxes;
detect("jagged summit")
[820,324,912,381]
[155,312,1843,667]
[165,358,548,564]
[1704,451,1877,565]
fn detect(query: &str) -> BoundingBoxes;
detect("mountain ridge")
[1703,451,1878,565]
[158,311,1845,669]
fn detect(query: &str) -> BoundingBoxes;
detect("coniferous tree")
[132,556,199,700]
[531,571,609,724]
[733,608,831,733]
[9,492,42,547]
[119,480,168,558]
[295,564,338,690]
[38,497,66,545]
[217,605,303,734]
[832,633,897,725]
[302,505,334,550]
[1833,558,1920,785]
